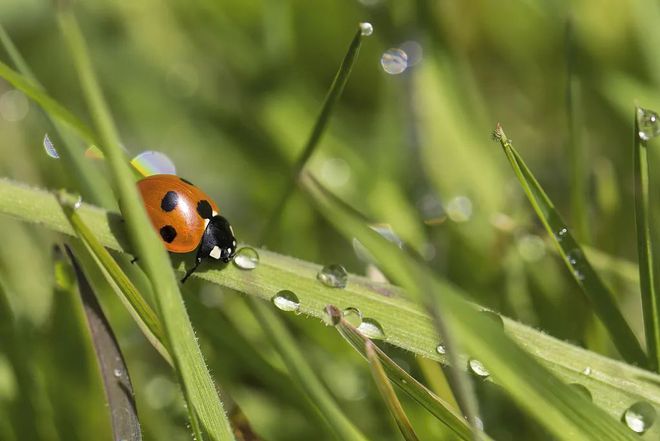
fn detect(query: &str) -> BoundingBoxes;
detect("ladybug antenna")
[181,260,201,284]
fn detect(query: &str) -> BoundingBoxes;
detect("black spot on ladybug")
[197,200,213,219]
[161,191,179,212]
[160,225,177,243]
[180,177,195,186]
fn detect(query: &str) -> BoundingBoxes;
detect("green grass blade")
[259,24,369,242]
[325,305,472,440]
[65,246,142,441]
[301,173,644,441]
[249,299,368,441]
[494,124,647,368]
[365,340,420,441]
[1,178,659,439]
[634,107,660,372]
[56,8,234,440]
[58,197,170,364]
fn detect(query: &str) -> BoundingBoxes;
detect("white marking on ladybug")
[209,246,222,259]
[204,218,210,228]
[212,210,218,217]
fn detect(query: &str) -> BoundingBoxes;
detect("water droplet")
[359,22,373,36]
[623,401,656,433]
[480,310,504,329]
[43,134,59,159]
[130,150,177,176]
[435,344,446,355]
[357,318,385,339]
[233,247,259,270]
[567,249,582,266]
[555,227,568,241]
[74,196,82,210]
[582,366,592,376]
[446,196,473,223]
[0,89,29,122]
[516,234,546,262]
[569,383,592,401]
[113,368,123,378]
[573,270,585,281]
[342,307,362,327]
[320,157,351,188]
[468,359,490,378]
[637,107,660,141]
[381,48,408,75]
[271,290,300,312]
[317,264,348,288]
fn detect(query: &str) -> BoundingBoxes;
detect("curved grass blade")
[302,174,642,441]
[365,340,420,441]
[65,246,141,441]
[634,107,660,372]
[259,23,370,243]
[325,305,471,440]
[249,299,368,441]
[493,124,647,368]
[56,8,234,440]
[1,178,660,439]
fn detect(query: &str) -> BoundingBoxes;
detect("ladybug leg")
[130,256,139,264]
[181,258,202,284]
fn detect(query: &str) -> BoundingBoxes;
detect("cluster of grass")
[1,1,660,440]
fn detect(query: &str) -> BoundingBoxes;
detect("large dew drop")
[468,358,490,378]
[271,290,300,313]
[43,134,59,159]
[435,344,446,355]
[381,48,408,75]
[623,401,656,434]
[317,264,348,288]
[342,307,362,327]
[357,318,385,339]
[233,247,259,270]
[637,107,660,141]
[359,22,373,36]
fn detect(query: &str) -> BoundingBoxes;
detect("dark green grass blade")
[325,305,472,440]
[302,174,642,441]
[65,246,142,441]
[259,24,369,243]
[365,340,420,441]
[56,7,234,440]
[494,124,647,367]
[634,107,660,372]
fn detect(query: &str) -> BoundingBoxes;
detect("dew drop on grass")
[342,307,362,327]
[381,48,408,75]
[43,134,59,159]
[555,227,568,241]
[74,196,82,210]
[435,344,446,355]
[480,310,504,329]
[567,249,581,266]
[113,368,123,378]
[359,22,373,36]
[568,383,592,401]
[582,366,592,376]
[622,401,656,433]
[233,247,259,270]
[637,107,660,141]
[271,290,300,313]
[468,359,490,378]
[317,264,348,288]
[357,318,385,339]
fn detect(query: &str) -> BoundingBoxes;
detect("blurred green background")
[1,0,659,439]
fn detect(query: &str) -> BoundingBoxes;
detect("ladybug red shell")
[137,174,237,282]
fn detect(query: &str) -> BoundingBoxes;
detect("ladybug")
[137,174,237,283]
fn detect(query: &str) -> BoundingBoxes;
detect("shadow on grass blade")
[494,124,647,368]
[65,245,141,441]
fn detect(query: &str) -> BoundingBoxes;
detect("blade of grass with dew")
[325,305,471,440]
[633,107,660,372]
[259,23,370,243]
[0,24,114,209]
[249,298,368,441]
[56,8,233,440]
[58,196,171,364]
[365,340,420,441]
[493,124,647,368]
[301,174,644,441]
[65,246,141,441]
[1,179,660,438]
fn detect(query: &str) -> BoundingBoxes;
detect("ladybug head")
[180,215,237,283]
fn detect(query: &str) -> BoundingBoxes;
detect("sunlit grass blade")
[259,23,370,243]
[249,299,368,441]
[365,340,420,441]
[58,196,170,364]
[493,124,647,368]
[633,107,660,372]
[325,305,471,440]
[1,178,659,439]
[65,246,141,441]
[302,174,642,441]
[56,7,234,440]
